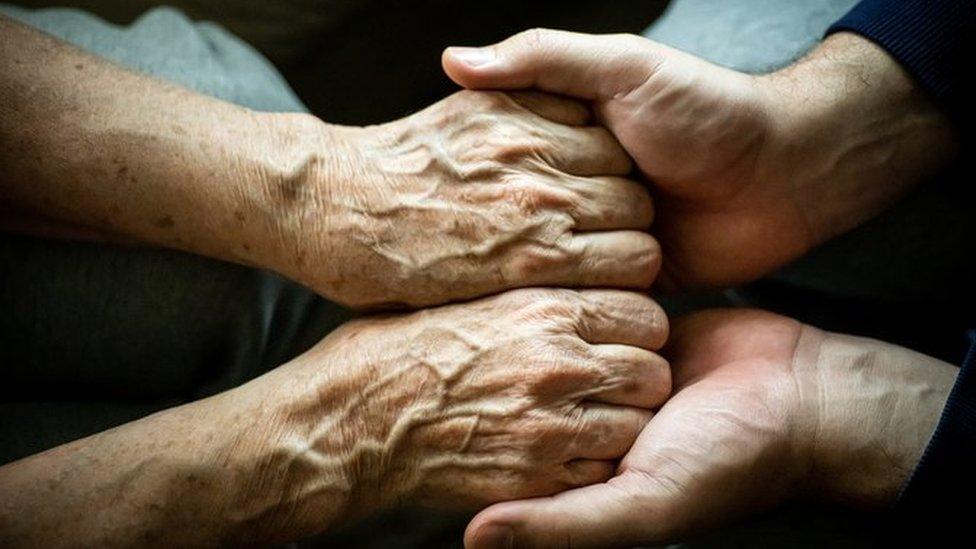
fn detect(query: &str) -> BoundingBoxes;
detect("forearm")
[0,360,369,547]
[760,32,958,245]
[0,393,254,546]
[0,15,330,269]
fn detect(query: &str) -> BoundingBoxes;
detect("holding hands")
[444,29,955,289]
[0,13,964,547]
[277,91,657,308]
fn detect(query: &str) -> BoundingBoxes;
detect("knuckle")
[654,356,674,401]
[516,27,554,50]
[506,242,571,280]
[648,300,670,348]
[631,236,662,287]
[508,288,578,320]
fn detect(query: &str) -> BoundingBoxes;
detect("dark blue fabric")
[827,0,975,133]
[828,1,976,535]
[888,331,976,541]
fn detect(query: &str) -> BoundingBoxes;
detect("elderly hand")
[443,30,956,290]
[236,288,669,543]
[0,289,669,546]
[268,91,657,308]
[463,309,958,548]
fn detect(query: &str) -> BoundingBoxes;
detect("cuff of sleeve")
[826,0,974,130]
[890,330,976,536]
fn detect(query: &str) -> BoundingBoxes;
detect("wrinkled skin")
[0,288,670,547]
[463,309,957,548]
[273,91,658,308]
[235,288,670,541]
[444,30,956,290]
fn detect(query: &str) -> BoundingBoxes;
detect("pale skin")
[0,14,668,547]
[441,28,963,548]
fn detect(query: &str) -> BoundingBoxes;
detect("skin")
[464,309,958,548]
[443,29,958,290]
[0,288,671,546]
[0,15,665,546]
[0,15,658,309]
[442,28,965,547]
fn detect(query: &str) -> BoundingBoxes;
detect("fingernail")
[449,46,495,67]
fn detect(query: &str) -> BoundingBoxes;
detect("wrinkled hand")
[272,91,658,308]
[240,289,669,541]
[443,30,955,290]
[463,309,957,548]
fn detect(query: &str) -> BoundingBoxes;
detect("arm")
[1,14,658,309]
[0,289,670,546]
[442,25,960,290]
[827,0,976,129]
[0,14,306,265]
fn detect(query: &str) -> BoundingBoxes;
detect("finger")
[504,232,661,291]
[443,29,662,100]
[585,344,671,409]
[561,175,653,230]
[566,403,651,460]
[562,459,615,487]
[575,289,669,349]
[415,459,615,510]
[537,124,632,176]
[508,90,591,125]
[465,476,659,549]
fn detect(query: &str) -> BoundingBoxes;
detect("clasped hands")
[220,29,958,546]
[21,26,954,548]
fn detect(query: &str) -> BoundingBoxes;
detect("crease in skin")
[458,414,482,454]
[303,326,491,466]
[416,452,536,474]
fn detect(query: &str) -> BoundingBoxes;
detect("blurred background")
[9,0,668,123]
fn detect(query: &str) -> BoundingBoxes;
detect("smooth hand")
[463,309,958,548]
[443,30,956,290]
[270,91,657,308]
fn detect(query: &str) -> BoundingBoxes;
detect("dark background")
[11,0,669,122]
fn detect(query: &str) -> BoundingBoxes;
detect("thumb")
[442,29,660,101]
[464,475,663,549]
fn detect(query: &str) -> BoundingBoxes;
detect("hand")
[443,30,957,290]
[228,288,670,542]
[0,289,669,546]
[269,91,658,308]
[463,309,958,548]
[1,18,656,310]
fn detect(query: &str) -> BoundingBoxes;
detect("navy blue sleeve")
[887,330,976,541]
[827,0,975,132]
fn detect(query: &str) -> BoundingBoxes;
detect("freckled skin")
[271,91,658,308]
[0,289,671,546]
[0,18,658,310]
[0,17,666,546]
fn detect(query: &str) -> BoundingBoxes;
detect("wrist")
[224,333,431,541]
[756,32,957,247]
[792,326,957,508]
[247,112,382,303]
